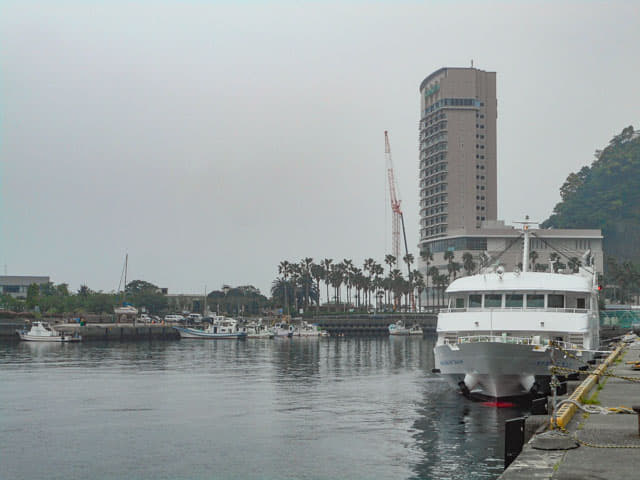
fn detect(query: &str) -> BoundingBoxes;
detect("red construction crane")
[384,131,411,278]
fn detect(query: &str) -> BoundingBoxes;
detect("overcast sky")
[1,1,639,296]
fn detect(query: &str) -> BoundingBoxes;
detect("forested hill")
[542,126,640,262]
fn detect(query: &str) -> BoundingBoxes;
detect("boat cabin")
[444,271,596,313]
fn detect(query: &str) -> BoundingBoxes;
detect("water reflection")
[0,336,522,480]
[410,378,527,479]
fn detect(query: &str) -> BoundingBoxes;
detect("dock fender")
[463,373,479,392]
[520,374,536,393]
[458,381,471,397]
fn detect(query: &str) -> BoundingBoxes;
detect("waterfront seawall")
[315,314,437,336]
[54,323,180,341]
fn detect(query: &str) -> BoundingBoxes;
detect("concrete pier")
[54,323,179,341]
[315,314,437,336]
[500,339,640,479]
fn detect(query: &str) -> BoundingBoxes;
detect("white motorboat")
[433,222,599,399]
[273,322,294,338]
[294,321,328,337]
[17,321,81,342]
[388,322,410,335]
[174,316,246,339]
[243,322,275,339]
[409,324,423,336]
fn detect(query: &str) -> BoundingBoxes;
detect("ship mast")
[514,216,537,273]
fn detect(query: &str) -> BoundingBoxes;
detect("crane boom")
[384,131,411,278]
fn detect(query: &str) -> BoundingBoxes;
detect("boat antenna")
[513,216,538,273]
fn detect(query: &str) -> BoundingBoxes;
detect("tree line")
[271,251,483,314]
[0,280,269,316]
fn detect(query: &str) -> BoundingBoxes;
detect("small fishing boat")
[17,321,81,342]
[294,321,328,337]
[244,322,275,339]
[174,316,246,339]
[388,322,410,335]
[409,324,423,336]
[273,322,294,338]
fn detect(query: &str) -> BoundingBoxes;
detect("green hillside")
[542,126,640,262]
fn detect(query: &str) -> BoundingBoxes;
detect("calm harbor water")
[0,335,525,480]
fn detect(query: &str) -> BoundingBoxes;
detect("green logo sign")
[424,83,440,98]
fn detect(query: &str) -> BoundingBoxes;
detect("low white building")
[419,220,603,278]
[0,275,50,299]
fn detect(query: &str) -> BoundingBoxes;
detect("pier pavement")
[501,340,640,479]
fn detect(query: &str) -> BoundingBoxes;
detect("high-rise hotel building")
[419,67,497,242]
[417,67,603,279]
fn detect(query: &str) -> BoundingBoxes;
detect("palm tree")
[403,253,414,275]
[529,250,539,271]
[352,268,365,309]
[289,264,301,314]
[403,253,415,311]
[384,255,396,305]
[420,248,433,308]
[428,266,439,306]
[328,264,343,312]
[549,252,561,273]
[462,252,476,276]
[342,259,354,306]
[389,269,404,310]
[567,256,581,273]
[299,257,314,310]
[443,250,454,264]
[322,258,333,305]
[372,263,384,311]
[448,261,462,280]
[363,258,375,309]
[310,263,325,315]
[437,273,449,306]
[413,270,425,312]
[384,254,396,275]
[278,261,291,315]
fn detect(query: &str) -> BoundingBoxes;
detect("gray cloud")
[1,1,639,295]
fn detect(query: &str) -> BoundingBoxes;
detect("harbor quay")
[500,339,640,479]
[316,313,437,336]
[0,312,436,340]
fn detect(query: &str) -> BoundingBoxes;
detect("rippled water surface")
[0,336,525,479]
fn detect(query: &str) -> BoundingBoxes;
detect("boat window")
[455,297,465,309]
[526,294,544,308]
[548,294,565,308]
[484,294,502,308]
[469,294,482,308]
[505,294,523,307]
[576,297,586,309]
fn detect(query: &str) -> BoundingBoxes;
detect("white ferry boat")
[434,223,599,399]
[17,321,81,342]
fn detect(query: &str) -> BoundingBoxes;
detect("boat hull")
[17,332,81,342]
[246,333,274,339]
[434,341,586,398]
[174,327,246,339]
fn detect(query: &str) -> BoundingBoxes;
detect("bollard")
[504,417,526,469]
[633,406,640,436]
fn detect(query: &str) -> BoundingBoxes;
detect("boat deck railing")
[444,335,581,350]
[444,307,590,314]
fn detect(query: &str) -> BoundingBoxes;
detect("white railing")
[443,335,581,350]
[444,307,590,314]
